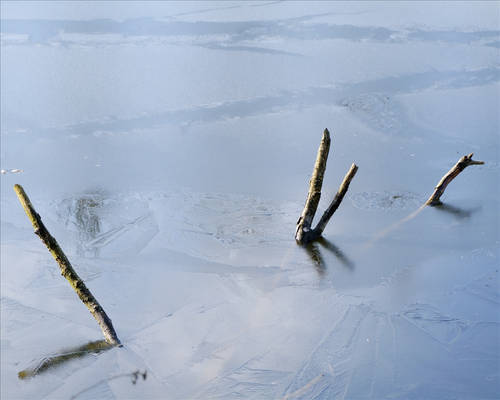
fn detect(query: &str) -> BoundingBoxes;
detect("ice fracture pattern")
[1,1,499,399]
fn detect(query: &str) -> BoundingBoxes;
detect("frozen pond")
[1,1,499,399]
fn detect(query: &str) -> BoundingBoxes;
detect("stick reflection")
[18,340,113,380]
[305,242,327,275]
[433,202,481,220]
[305,237,355,275]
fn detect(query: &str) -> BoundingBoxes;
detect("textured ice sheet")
[1,2,499,399]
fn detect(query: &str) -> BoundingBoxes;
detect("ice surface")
[1,1,499,399]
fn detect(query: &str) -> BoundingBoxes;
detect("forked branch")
[295,129,358,244]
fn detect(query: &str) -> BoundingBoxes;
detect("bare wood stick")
[295,129,331,244]
[13,184,121,346]
[366,153,483,246]
[313,163,358,236]
[426,153,484,206]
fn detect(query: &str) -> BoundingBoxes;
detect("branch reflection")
[305,242,327,275]
[433,203,481,220]
[304,237,355,275]
[18,340,113,380]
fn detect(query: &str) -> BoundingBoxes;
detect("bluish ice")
[1,1,499,399]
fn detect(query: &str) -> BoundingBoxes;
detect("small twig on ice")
[367,152,484,246]
[70,370,147,399]
[426,153,484,206]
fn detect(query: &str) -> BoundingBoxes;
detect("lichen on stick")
[13,184,121,346]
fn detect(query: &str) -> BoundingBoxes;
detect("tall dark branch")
[295,128,331,243]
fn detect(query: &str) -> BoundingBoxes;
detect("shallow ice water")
[1,2,499,399]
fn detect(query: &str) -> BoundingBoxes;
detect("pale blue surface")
[1,2,499,399]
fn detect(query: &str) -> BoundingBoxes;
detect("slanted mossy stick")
[295,128,331,244]
[13,184,121,346]
[426,153,484,206]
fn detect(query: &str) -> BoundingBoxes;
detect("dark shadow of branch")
[304,242,327,276]
[18,340,114,380]
[317,237,355,270]
[304,237,355,276]
[433,202,481,220]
